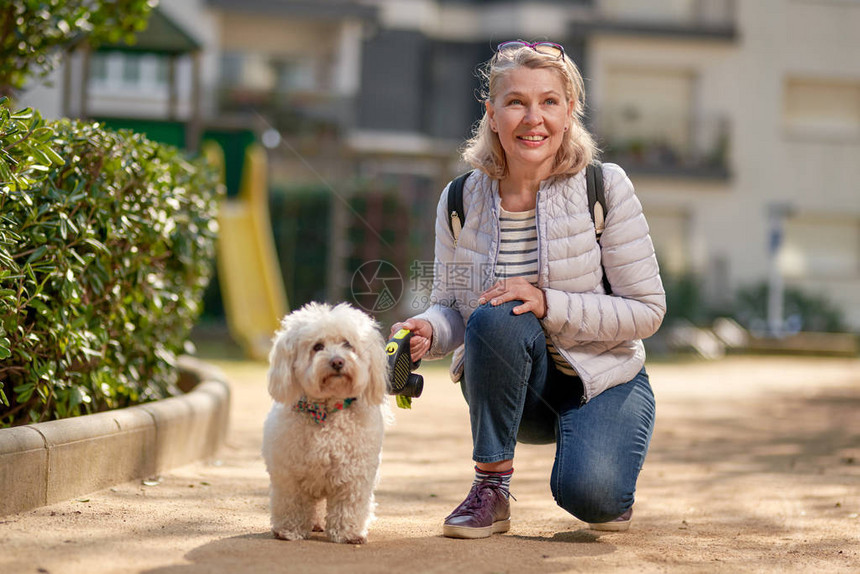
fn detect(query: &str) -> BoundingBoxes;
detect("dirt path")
[1,355,859,573]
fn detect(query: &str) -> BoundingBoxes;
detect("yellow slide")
[204,142,289,360]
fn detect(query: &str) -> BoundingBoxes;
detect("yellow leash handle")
[386,328,411,356]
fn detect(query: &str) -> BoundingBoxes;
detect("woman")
[391,40,665,538]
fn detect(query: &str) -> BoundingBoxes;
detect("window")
[89,52,170,93]
[646,209,690,276]
[122,54,141,84]
[780,217,860,279]
[603,67,694,150]
[599,0,735,27]
[91,53,108,82]
[220,52,243,87]
[274,59,317,94]
[598,67,714,170]
[783,78,860,138]
[156,58,169,85]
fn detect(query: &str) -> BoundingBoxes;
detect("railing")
[217,85,354,137]
[592,107,730,178]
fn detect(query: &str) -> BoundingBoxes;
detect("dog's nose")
[330,357,344,372]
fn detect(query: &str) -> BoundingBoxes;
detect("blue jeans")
[460,301,656,523]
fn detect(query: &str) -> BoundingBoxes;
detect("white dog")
[262,302,389,544]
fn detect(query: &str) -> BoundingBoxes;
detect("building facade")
[21,0,860,330]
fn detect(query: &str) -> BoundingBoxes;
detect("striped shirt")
[496,207,578,377]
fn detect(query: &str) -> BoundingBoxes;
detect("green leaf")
[0,157,14,184]
[43,146,66,166]
[82,237,108,253]
[29,147,52,168]
[26,245,48,264]
[14,382,36,403]
[11,108,34,121]
[32,127,53,142]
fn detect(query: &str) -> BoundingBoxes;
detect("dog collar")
[293,397,357,425]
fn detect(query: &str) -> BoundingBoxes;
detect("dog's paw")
[273,528,308,541]
[344,535,367,545]
[330,533,366,545]
[327,528,368,544]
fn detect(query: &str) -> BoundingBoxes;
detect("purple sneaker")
[588,507,633,532]
[442,481,511,539]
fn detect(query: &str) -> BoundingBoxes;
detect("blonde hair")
[461,44,598,179]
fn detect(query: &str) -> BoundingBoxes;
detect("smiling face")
[486,66,574,181]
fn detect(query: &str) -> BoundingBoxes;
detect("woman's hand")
[389,318,434,362]
[479,277,547,319]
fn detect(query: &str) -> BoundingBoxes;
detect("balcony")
[575,0,738,40]
[218,83,355,135]
[593,107,731,179]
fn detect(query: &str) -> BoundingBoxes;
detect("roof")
[206,0,378,22]
[97,7,202,55]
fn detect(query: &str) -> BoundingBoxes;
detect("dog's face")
[267,302,388,406]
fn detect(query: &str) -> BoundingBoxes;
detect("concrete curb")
[0,356,230,517]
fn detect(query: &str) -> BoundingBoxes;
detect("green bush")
[733,282,847,334]
[0,98,221,427]
[662,272,705,326]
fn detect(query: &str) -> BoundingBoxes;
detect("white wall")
[591,0,860,329]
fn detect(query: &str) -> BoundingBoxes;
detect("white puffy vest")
[415,163,666,402]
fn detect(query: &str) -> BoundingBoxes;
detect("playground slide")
[204,142,289,360]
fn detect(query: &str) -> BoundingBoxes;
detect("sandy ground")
[1,354,859,574]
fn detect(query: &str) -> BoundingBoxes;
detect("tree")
[0,0,156,98]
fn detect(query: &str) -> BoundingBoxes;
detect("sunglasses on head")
[496,40,566,59]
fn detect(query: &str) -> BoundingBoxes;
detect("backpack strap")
[586,162,607,239]
[586,162,612,295]
[446,166,612,294]
[447,170,473,246]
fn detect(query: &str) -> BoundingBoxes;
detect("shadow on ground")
[142,529,616,574]
[648,387,860,487]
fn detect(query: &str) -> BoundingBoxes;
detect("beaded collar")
[293,397,356,425]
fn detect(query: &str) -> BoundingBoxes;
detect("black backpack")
[446,162,612,295]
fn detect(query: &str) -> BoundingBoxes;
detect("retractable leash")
[386,329,424,409]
